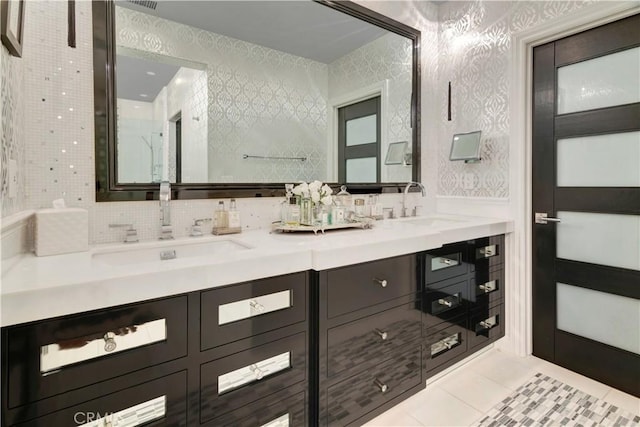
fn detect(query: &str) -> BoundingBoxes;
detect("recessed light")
[73,141,78,145]
[57,115,62,119]
[69,107,74,112]
[146,71,156,76]
[140,94,148,98]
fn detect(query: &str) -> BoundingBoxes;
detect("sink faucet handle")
[194,218,212,226]
[108,223,139,243]
[190,218,212,237]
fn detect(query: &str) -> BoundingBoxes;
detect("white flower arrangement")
[292,180,334,206]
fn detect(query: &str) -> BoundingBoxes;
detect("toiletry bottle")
[228,198,241,230]
[286,196,300,226]
[281,184,294,225]
[354,198,365,217]
[214,201,228,230]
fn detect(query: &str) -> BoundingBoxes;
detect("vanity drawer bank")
[1,272,309,427]
[422,235,506,378]
[1,218,513,426]
[315,254,424,426]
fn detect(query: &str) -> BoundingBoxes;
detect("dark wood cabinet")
[1,272,309,427]
[422,235,505,378]
[316,254,424,427]
[1,234,506,426]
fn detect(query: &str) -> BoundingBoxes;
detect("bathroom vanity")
[0,216,511,426]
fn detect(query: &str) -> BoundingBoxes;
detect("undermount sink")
[93,239,252,266]
[403,216,469,228]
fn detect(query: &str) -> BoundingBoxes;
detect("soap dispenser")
[214,201,228,231]
[228,198,241,231]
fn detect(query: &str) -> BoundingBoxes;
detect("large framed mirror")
[93,0,421,201]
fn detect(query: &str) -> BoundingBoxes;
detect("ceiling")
[116,0,389,64]
[116,54,181,102]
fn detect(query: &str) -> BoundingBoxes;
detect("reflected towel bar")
[243,154,307,161]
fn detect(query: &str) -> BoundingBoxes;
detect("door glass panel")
[557,131,640,187]
[346,157,376,182]
[556,211,640,271]
[346,114,376,146]
[557,47,640,114]
[218,290,292,325]
[557,283,639,354]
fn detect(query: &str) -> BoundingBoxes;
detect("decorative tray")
[271,220,373,234]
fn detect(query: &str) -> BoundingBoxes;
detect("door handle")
[535,212,561,224]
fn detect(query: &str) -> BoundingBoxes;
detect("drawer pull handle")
[103,332,117,352]
[374,278,388,288]
[249,364,265,380]
[479,280,497,293]
[374,328,388,340]
[438,298,453,307]
[479,317,497,330]
[373,378,388,393]
[249,299,266,313]
[477,245,497,259]
[441,258,453,265]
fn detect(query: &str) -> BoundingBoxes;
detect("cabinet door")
[468,303,505,350]
[4,296,187,408]
[326,302,421,379]
[424,277,469,328]
[202,389,307,427]
[424,315,468,375]
[15,371,187,427]
[325,255,417,318]
[424,242,469,284]
[201,272,307,350]
[200,332,306,423]
[324,346,421,426]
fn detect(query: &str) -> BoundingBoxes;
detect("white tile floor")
[363,347,640,427]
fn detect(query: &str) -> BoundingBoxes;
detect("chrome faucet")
[402,181,426,217]
[159,181,173,240]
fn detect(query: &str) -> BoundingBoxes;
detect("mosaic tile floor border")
[478,373,639,427]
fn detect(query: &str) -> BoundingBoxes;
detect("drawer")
[424,315,468,373]
[424,277,468,328]
[15,371,187,427]
[468,303,505,350]
[469,267,504,309]
[5,296,187,409]
[470,235,504,271]
[326,255,416,318]
[326,302,421,379]
[325,345,421,426]
[203,389,306,427]
[424,243,469,284]
[200,332,306,423]
[201,272,307,350]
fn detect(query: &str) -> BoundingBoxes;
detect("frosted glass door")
[532,14,640,396]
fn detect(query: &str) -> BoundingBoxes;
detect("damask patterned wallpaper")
[116,6,329,183]
[1,0,604,242]
[436,0,594,198]
[329,32,414,183]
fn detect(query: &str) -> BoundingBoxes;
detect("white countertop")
[0,214,513,327]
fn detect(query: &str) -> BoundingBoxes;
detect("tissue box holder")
[35,208,89,256]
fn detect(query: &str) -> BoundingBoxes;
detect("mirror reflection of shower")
[141,133,164,182]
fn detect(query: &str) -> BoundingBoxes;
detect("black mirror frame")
[92,0,421,201]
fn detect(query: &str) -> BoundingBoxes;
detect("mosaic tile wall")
[436,0,594,198]
[0,46,26,217]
